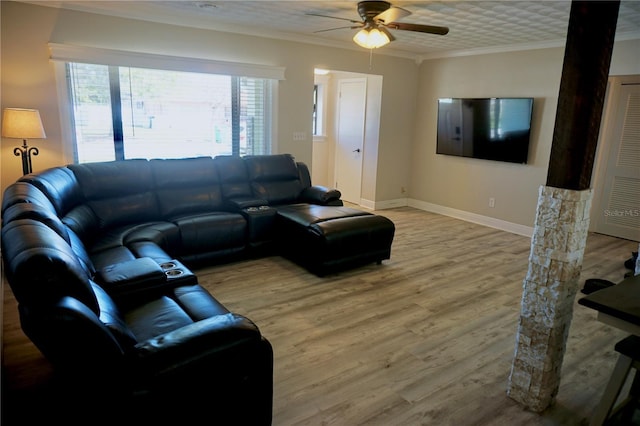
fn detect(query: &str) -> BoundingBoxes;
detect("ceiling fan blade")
[385,22,449,35]
[379,26,396,42]
[374,6,411,24]
[314,25,363,34]
[305,12,361,24]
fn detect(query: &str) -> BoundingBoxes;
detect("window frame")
[50,43,284,163]
[313,74,329,141]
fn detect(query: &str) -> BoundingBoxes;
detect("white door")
[593,79,640,242]
[335,78,367,204]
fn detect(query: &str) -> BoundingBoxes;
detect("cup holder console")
[160,262,177,270]
[158,259,197,285]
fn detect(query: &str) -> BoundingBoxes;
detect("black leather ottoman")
[275,204,395,276]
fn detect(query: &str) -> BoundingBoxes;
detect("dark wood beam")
[546,0,620,190]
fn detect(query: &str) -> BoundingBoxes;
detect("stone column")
[507,185,593,411]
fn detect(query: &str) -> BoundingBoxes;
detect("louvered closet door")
[594,81,640,242]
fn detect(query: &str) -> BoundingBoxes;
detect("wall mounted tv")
[436,97,534,164]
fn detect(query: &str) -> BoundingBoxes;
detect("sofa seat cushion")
[87,222,180,270]
[125,296,194,342]
[123,285,230,343]
[171,212,246,255]
[172,285,230,320]
[127,241,174,265]
[125,222,181,248]
[89,222,179,253]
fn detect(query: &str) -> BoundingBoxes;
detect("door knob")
[353,148,361,153]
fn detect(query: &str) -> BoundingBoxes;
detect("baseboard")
[360,197,533,238]
[360,198,407,210]
[408,199,533,238]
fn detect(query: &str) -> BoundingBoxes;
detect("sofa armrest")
[95,257,168,298]
[134,313,263,375]
[132,312,273,424]
[299,185,343,206]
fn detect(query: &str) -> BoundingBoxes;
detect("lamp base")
[13,139,39,175]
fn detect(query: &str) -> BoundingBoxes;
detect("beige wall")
[411,49,564,227]
[411,40,640,228]
[0,1,418,202]
[2,1,639,230]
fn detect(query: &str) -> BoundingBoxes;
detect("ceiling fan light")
[353,27,390,49]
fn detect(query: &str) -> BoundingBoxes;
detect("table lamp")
[2,108,47,175]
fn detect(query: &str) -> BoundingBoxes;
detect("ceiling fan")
[307,1,449,49]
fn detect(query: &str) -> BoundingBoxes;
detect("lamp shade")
[2,108,47,139]
[353,27,391,49]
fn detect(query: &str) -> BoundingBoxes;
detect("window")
[313,70,329,139]
[67,63,272,162]
[312,84,319,136]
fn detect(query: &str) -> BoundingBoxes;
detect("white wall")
[2,1,639,231]
[410,40,640,230]
[0,1,418,203]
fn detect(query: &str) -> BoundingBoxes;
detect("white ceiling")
[21,1,640,60]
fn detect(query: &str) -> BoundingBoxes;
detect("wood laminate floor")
[2,206,638,425]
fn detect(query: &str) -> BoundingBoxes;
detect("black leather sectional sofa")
[1,153,395,423]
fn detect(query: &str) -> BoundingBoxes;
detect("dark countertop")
[578,274,640,327]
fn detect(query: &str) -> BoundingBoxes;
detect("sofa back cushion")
[214,155,253,200]
[1,183,97,278]
[2,202,71,244]
[296,162,313,188]
[69,160,160,229]
[61,204,101,244]
[89,192,158,230]
[151,157,224,217]
[92,283,137,348]
[20,167,83,217]
[1,219,98,314]
[1,182,58,217]
[243,154,304,205]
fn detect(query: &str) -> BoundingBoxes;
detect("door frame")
[333,77,367,205]
[590,74,640,241]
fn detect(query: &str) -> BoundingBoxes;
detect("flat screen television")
[436,97,534,164]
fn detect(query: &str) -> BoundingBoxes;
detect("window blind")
[52,43,281,163]
[67,62,273,162]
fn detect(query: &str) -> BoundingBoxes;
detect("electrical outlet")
[489,197,495,208]
[401,187,406,194]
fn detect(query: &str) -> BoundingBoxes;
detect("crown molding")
[415,30,640,63]
[19,1,640,65]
